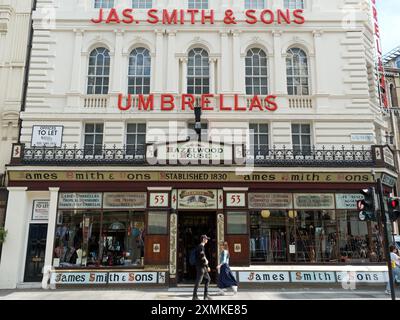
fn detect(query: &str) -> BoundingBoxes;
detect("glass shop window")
[101,211,145,267]
[54,210,101,268]
[54,210,145,268]
[250,210,289,263]
[287,210,338,263]
[337,210,383,263]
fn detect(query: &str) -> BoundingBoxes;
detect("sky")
[377,0,400,54]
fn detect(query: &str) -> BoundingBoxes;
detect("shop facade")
[2,149,397,288]
[0,0,397,289]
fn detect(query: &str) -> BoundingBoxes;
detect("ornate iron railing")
[249,145,374,167]
[19,144,376,167]
[22,145,147,165]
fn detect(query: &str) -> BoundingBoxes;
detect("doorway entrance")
[24,224,48,282]
[177,212,217,284]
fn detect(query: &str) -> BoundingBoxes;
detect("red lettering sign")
[117,94,279,112]
[371,0,388,108]
[90,8,305,25]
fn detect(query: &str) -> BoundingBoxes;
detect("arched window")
[87,47,110,95]
[188,0,208,9]
[187,48,209,94]
[128,47,151,94]
[245,48,268,95]
[94,0,114,8]
[132,0,152,9]
[286,47,309,96]
[245,0,265,9]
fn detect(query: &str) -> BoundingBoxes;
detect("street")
[0,287,397,300]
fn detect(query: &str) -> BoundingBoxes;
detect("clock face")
[359,211,366,221]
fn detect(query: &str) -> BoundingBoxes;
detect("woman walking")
[217,241,238,295]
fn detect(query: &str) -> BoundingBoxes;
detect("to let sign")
[32,200,50,220]
[31,125,63,147]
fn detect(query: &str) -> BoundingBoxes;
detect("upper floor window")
[87,47,110,95]
[128,47,151,95]
[126,123,146,157]
[132,0,152,9]
[245,48,268,95]
[286,47,309,96]
[284,0,304,9]
[84,123,104,156]
[94,0,114,8]
[188,0,208,9]
[396,57,400,69]
[292,124,311,155]
[249,123,269,157]
[245,0,265,9]
[187,48,210,94]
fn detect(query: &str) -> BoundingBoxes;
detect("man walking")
[192,234,212,300]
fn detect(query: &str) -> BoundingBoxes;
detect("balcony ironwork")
[249,145,373,167]
[22,145,146,165]
[18,144,377,167]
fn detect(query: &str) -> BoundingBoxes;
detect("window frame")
[94,0,114,9]
[87,47,111,95]
[83,123,104,156]
[125,123,147,157]
[249,123,269,157]
[291,123,312,155]
[188,0,208,9]
[128,47,151,95]
[132,0,153,9]
[286,47,310,96]
[245,0,265,9]
[187,48,210,95]
[284,0,305,9]
[245,48,269,96]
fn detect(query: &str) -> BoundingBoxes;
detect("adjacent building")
[0,0,33,258]
[384,46,400,198]
[0,0,397,289]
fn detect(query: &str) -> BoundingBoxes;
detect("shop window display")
[101,211,145,266]
[250,209,384,264]
[54,210,101,267]
[250,210,288,263]
[337,211,382,263]
[289,210,338,263]
[54,210,145,268]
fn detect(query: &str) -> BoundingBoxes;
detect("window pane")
[85,124,95,133]
[127,123,137,133]
[227,212,247,234]
[137,123,146,132]
[148,211,168,234]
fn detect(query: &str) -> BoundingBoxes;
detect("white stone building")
[0,0,33,254]
[0,0,396,289]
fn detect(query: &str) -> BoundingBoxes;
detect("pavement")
[0,286,398,300]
